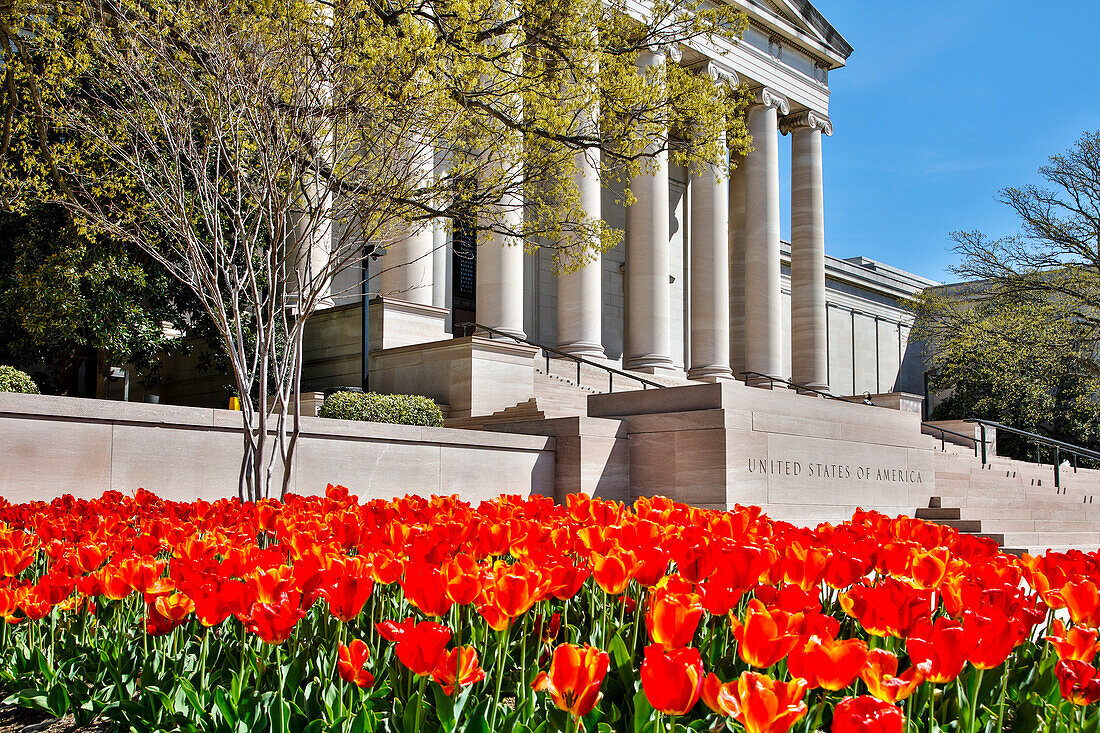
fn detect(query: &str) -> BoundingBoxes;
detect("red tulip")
[906,617,971,684]
[964,606,1028,670]
[376,617,452,676]
[432,646,486,695]
[323,557,375,623]
[243,593,306,645]
[860,649,930,703]
[337,639,376,688]
[640,644,704,716]
[1056,660,1100,705]
[401,561,453,617]
[592,551,636,595]
[645,588,704,650]
[831,695,904,733]
[731,599,804,669]
[532,644,610,718]
[1061,580,1100,629]
[787,634,868,691]
[1047,619,1100,664]
[714,671,808,733]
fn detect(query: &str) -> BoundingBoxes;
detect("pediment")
[752,0,853,60]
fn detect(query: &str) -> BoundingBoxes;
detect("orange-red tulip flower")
[532,644,610,718]
[440,554,482,606]
[646,588,704,650]
[244,594,306,645]
[787,635,868,691]
[905,617,971,684]
[831,695,904,733]
[1056,660,1100,705]
[859,649,930,703]
[401,561,454,617]
[1047,619,1100,664]
[592,551,636,595]
[337,639,376,688]
[432,646,486,695]
[1062,580,1100,629]
[376,617,452,676]
[717,671,808,733]
[731,599,804,669]
[964,606,1028,670]
[324,563,375,623]
[640,644,704,716]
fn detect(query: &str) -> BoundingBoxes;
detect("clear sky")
[795,0,1100,283]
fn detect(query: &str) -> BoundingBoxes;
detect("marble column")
[380,140,434,305]
[432,151,451,312]
[624,47,676,372]
[743,87,789,384]
[782,110,832,391]
[728,152,747,378]
[557,148,604,357]
[688,62,736,381]
[477,186,525,339]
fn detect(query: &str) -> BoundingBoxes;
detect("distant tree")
[2,0,752,500]
[913,130,1100,454]
[0,203,186,395]
[913,290,1100,459]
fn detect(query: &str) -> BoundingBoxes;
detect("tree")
[2,0,752,500]
[913,130,1100,455]
[913,290,1100,459]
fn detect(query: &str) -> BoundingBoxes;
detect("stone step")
[914,507,961,521]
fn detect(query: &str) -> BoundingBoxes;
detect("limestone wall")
[0,393,555,504]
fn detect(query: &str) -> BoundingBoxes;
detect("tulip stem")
[969,667,985,733]
[412,674,427,733]
[490,628,506,730]
[996,661,1010,731]
[668,713,676,732]
[928,683,936,733]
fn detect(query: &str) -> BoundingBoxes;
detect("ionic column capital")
[690,60,739,88]
[751,87,790,115]
[780,109,833,137]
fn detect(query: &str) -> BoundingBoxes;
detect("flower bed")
[0,486,1095,732]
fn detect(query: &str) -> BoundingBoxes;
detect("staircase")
[919,434,1100,555]
[445,355,691,429]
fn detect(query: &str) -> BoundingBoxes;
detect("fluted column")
[625,47,676,372]
[432,151,451,311]
[782,110,832,391]
[380,139,435,305]
[688,64,736,381]
[476,184,525,339]
[743,87,789,384]
[556,148,604,357]
[728,152,747,378]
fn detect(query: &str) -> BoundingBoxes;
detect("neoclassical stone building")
[160,0,934,415]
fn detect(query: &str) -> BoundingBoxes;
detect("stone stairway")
[446,356,690,429]
[919,437,1100,555]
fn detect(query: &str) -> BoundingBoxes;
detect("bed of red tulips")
[0,486,1098,732]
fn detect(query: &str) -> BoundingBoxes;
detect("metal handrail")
[965,418,1100,489]
[454,322,666,392]
[741,371,980,456]
[739,371,862,404]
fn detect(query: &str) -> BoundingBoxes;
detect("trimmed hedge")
[0,365,39,394]
[318,390,443,427]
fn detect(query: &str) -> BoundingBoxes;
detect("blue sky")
[793,0,1100,283]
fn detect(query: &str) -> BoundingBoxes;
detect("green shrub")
[0,365,39,394]
[318,391,443,427]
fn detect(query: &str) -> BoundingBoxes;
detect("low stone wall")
[0,393,555,503]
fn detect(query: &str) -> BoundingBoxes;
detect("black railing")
[739,371,861,403]
[454,322,666,392]
[965,419,1100,489]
